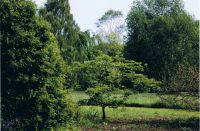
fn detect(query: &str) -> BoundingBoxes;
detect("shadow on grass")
[79,117,199,131]
[79,99,199,111]
[123,102,199,111]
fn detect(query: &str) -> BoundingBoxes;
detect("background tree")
[89,42,123,59]
[158,65,199,110]
[96,9,125,44]
[39,0,90,63]
[77,30,95,62]
[1,1,76,130]
[124,0,199,82]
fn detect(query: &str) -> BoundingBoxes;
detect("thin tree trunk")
[102,106,106,120]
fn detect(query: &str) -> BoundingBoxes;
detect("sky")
[34,0,200,31]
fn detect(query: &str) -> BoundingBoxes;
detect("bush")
[1,1,76,130]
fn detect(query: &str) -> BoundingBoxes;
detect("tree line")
[1,0,198,130]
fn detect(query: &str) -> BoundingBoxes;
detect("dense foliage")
[67,54,160,91]
[1,0,198,130]
[40,0,91,63]
[1,0,76,130]
[124,0,199,81]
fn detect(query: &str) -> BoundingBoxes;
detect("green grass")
[80,106,199,121]
[69,90,159,105]
[69,90,89,103]
[125,93,160,106]
[69,90,198,110]
[79,106,199,130]
[68,90,199,130]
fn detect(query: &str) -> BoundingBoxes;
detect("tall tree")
[1,0,76,130]
[96,9,125,44]
[124,0,199,81]
[40,0,89,63]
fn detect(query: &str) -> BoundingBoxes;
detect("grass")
[69,90,198,110]
[79,106,199,130]
[68,90,199,130]
[69,90,89,103]
[69,90,160,105]
[125,93,160,106]
[80,106,199,121]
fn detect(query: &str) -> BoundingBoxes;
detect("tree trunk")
[102,106,106,120]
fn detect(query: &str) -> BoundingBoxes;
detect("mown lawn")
[67,91,199,130]
[80,106,199,120]
[78,106,199,130]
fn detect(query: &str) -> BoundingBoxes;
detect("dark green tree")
[124,0,199,81]
[1,0,76,130]
[77,30,95,62]
[40,0,89,63]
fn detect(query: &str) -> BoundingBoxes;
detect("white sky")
[34,0,200,31]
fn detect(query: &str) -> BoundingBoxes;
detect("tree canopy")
[67,54,160,91]
[40,0,90,63]
[1,0,198,130]
[124,0,199,81]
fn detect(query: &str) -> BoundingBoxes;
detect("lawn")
[67,91,199,130]
[69,90,89,103]
[78,106,199,130]
[68,90,198,110]
[80,106,199,121]
[69,90,160,104]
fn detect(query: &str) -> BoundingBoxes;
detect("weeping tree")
[1,0,76,130]
[39,0,90,63]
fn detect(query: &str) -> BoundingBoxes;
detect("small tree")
[74,55,160,120]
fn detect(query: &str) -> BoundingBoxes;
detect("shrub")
[1,1,76,130]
